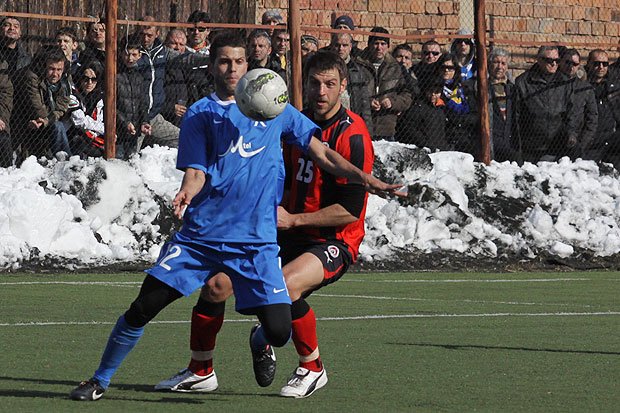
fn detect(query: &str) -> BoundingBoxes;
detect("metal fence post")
[475,0,491,165]
[104,0,117,160]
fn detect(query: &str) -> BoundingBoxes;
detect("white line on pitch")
[1,311,618,327]
[313,293,595,308]
[0,278,598,287]
[342,278,593,283]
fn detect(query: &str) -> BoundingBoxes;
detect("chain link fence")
[0,0,619,167]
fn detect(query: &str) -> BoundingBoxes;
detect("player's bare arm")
[307,137,401,196]
[277,204,357,230]
[173,167,206,218]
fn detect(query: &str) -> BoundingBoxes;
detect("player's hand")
[277,206,295,230]
[363,173,404,198]
[172,191,191,219]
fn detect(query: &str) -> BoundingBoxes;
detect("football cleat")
[250,324,276,387]
[154,368,218,392]
[69,379,106,401]
[279,367,328,398]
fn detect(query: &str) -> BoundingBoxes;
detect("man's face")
[537,49,559,75]
[87,23,106,46]
[249,36,271,62]
[394,48,413,69]
[587,51,609,81]
[187,26,208,48]
[455,39,471,57]
[45,60,64,84]
[559,53,580,78]
[306,67,346,121]
[333,35,352,60]
[370,39,389,61]
[1,18,21,42]
[490,55,509,81]
[211,46,247,98]
[56,34,78,59]
[122,48,141,68]
[140,26,159,49]
[421,44,441,64]
[166,32,187,52]
[273,31,289,55]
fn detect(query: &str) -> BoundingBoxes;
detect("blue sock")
[92,315,144,388]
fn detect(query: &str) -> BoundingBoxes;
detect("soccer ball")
[235,68,289,121]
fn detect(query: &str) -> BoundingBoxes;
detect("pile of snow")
[1,143,620,271]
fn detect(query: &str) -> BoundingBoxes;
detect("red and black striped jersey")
[282,106,374,261]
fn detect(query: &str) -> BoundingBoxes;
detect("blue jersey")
[176,93,319,243]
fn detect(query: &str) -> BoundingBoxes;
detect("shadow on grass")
[390,342,620,356]
[0,376,281,402]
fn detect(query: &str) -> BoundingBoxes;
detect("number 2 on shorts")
[158,245,182,270]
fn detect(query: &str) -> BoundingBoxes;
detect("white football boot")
[279,367,328,398]
[154,368,218,392]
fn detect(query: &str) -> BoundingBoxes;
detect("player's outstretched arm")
[307,137,401,197]
[172,168,206,219]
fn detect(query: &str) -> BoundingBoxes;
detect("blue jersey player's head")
[303,50,348,121]
[209,31,248,101]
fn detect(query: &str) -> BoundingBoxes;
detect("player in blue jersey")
[70,31,398,402]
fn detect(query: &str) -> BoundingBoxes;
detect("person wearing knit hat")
[301,34,319,57]
[332,15,354,30]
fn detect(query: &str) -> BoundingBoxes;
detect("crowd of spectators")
[0,12,618,167]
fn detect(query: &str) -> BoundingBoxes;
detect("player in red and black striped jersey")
[155,50,393,399]
[274,51,375,397]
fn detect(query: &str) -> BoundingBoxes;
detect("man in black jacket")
[487,48,518,162]
[558,48,598,160]
[585,49,620,165]
[513,46,580,163]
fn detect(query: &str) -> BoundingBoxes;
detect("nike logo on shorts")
[273,287,286,294]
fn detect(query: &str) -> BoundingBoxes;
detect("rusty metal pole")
[288,0,302,110]
[104,0,118,159]
[474,0,491,165]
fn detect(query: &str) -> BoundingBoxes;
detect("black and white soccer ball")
[235,68,289,121]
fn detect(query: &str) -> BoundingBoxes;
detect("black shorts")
[279,237,352,298]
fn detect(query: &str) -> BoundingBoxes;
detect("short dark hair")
[188,10,211,24]
[587,49,607,62]
[304,50,348,82]
[248,29,271,45]
[560,48,580,60]
[56,26,79,42]
[393,43,413,56]
[32,45,67,75]
[209,31,246,64]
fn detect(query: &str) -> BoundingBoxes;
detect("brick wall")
[254,0,620,70]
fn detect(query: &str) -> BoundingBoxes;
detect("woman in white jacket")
[69,60,105,157]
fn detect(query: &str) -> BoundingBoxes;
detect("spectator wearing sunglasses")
[412,40,443,94]
[557,48,597,160]
[438,53,479,158]
[449,29,477,81]
[68,60,105,158]
[513,45,581,163]
[186,10,211,56]
[584,49,620,164]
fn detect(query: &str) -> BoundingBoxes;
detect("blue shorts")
[146,232,291,313]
